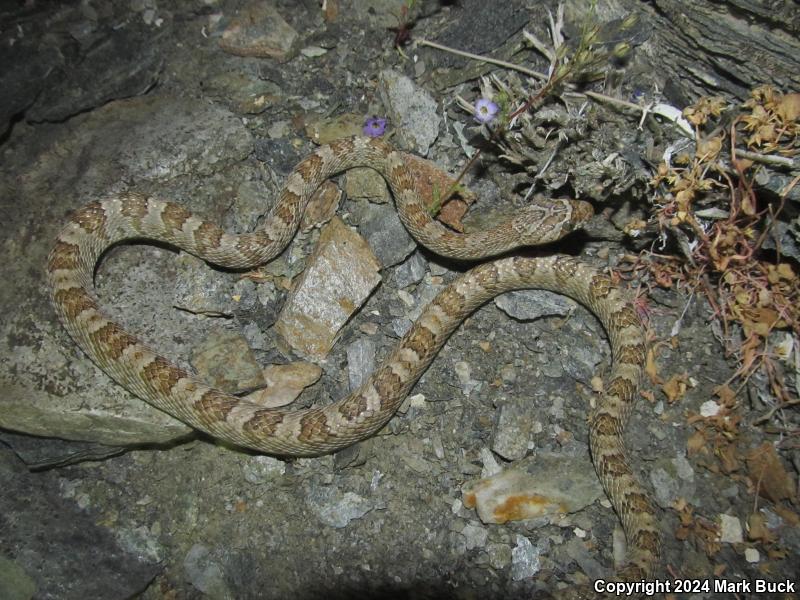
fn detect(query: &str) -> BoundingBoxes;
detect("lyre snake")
[47,135,660,594]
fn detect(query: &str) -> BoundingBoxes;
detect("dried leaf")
[776,92,800,122]
[645,348,662,384]
[662,373,688,403]
[773,504,800,526]
[697,136,722,159]
[746,443,796,503]
[713,384,737,407]
[746,513,774,543]
[718,443,741,474]
[687,430,707,455]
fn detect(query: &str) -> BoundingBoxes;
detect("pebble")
[183,545,232,598]
[495,290,574,321]
[486,543,512,570]
[718,513,744,544]
[347,337,376,391]
[491,398,535,461]
[700,400,721,417]
[305,487,377,529]
[392,252,428,288]
[192,330,266,393]
[511,535,542,580]
[461,522,489,550]
[359,203,417,267]
[242,455,286,484]
[378,69,440,155]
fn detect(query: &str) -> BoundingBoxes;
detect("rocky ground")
[1,1,798,599]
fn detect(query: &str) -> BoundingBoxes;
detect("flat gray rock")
[0,449,160,599]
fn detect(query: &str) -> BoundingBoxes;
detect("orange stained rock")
[491,493,567,523]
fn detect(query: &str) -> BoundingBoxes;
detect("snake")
[47,135,660,594]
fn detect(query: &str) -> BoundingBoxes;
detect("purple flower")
[363,116,387,138]
[474,98,499,124]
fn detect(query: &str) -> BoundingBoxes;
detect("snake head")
[515,198,594,246]
[567,199,594,230]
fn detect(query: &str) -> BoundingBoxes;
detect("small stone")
[495,290,575,321]
[718,514,743,544]
[378,69,440,155]
[673,453,695,481]
[479,447,502,478]
[300,45,327,57]
[451,498,463,514]
[562,536,606,581]
[499,364,516,384]
[649,467,680,508]
[0,555,36,600]
[454,361,471,385]
[407,393,427,408]
[511,535,541,581]
[305,112,363,144]
[491,398,534,461]
[192,329,266,394]
[183,545,231,598]
[391,317,413,337]
[243,455,286,484]
[392,252,427,288]
[700,400,721,417]
[454,361,480,396]
[347,337,376,391]
[486,543,512,570]
[461,523,489,551]
[359,203,416,267]
[359,322,379,335]
[397,289,415,307]
[173,253,238,316]
[431,434,445,459]
[305,487,377,528]
[218,2,297,59]
[267,119,291,139]
[744,548,760,563]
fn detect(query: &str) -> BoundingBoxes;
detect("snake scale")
[47,135,660,594]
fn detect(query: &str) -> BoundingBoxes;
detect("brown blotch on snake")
[617,343,647,366]
[142,357,185,396]
[161,203,192,234]
[120,192,150,221]
[53,287,95,320]
[242,409,285,436]
[49,241,81,270]
[340,392,371,421]
[90,321,138,361]
[194,390,239,421]
[74,201,108,233]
